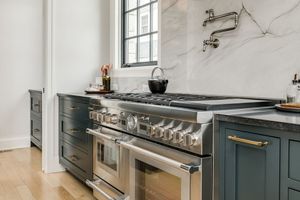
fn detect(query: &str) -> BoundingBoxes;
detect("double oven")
[86,100,213,200]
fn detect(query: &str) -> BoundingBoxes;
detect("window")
[122,0,158,68]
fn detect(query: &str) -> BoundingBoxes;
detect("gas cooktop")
[104,93,274,111]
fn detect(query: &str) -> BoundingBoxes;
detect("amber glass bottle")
[102,69,111,91]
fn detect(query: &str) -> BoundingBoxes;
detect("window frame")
[121,0,158,68]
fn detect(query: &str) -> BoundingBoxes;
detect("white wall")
[54,0,110,93]
[43,0,110,172]
[0,0,43,150]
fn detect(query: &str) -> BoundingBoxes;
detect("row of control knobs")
[149,125,199,147]
[90,111,118,125]
[90,111,199,147]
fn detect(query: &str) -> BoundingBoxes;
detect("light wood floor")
[0,147,95,200]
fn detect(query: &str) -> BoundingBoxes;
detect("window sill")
[112,65,157,78]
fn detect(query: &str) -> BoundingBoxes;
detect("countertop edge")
[215,112,300,133]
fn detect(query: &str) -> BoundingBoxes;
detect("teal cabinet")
[58,95,93,182]
[289,189,300,200]
[223,129,280,200]
[218,121,300,200]
[29,90,42,150]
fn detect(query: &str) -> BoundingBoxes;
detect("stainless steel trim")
[117,140,200,174]
[86,179,126,200]
[87,128,116,142]
[99,99,209,123]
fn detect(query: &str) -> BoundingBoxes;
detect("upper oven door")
[87,127,129,193]
[118,138,212,200]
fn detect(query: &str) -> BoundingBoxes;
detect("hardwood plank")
[17,185,36,200]
[0,147,94,200]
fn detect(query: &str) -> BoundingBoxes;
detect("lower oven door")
[119,138,212,200]
[86,177,128,200]
[87,127,129,193]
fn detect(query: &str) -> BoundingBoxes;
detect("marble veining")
[161,0,300,98]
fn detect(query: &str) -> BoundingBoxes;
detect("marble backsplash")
[161,0,300,99]
[114,0,300,99]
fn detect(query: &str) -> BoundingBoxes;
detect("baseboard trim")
[44,156,65,173]
[0,137,31,151]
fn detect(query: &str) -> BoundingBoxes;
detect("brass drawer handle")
[70,155,79,162]
[228,135,269,147]
[68,106,79,110]
[34,104,40,107]
[68,128,79,133]
[33,129,40,133]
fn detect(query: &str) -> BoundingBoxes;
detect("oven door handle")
[86,179,128,200]
[86,128,116,141]
[117,140,200,174]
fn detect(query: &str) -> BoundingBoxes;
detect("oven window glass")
[97,142,118,171]
[135,160,181,200]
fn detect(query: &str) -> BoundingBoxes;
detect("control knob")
[154,126,165,138]
[104,113,112,123]
[110,114,118,124]
[89,111,97,120]
[149,125,157,137]
[127,114,137,131]
[163,129,175,141]
[173,130,186,144]
[97,111,107,123]
[183,133,197,146]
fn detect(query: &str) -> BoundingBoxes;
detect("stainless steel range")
[86,93,272,200]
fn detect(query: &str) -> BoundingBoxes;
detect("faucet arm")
[203,11,238,27]
[211,12,238,23]
[210,12,239,40]
[210,26,237,40]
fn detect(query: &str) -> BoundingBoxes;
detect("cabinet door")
[224,129,280,200]
[289,189,300,200]
[31,117,42,149]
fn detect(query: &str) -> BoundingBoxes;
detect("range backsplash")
[114,0,300,99]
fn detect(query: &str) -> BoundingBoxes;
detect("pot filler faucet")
[202,9,239,52]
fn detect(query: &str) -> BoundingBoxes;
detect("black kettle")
[148,67,168,94]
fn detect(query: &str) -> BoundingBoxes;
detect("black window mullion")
[149,3,153,61]
[122,0,158,68]
[136,0,140,63]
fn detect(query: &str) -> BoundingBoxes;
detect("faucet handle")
[203,40,209,52]
[206,9,214,17]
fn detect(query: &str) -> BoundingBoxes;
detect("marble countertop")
[215,108,300,133]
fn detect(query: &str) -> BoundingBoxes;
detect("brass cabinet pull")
[34,104,40,107]
[68,106,79,110]
[33,129,40,133]
[70,155,79,162]
[68,128,79,133]
[228,135,269,147]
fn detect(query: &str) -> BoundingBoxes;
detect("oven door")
[118,138,212,200]
[87,127,129,193]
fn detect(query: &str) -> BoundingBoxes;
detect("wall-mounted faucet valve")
[202,9,239,52]
[203,9,215,26]
[203,38,219,52]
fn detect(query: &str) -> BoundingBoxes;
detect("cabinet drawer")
[60,99,90,120]
[61,141,88,173]
[30,93,42,115]
[289,140,300,182]
[60,117,90,151]
[289,189,300,200]
[31,117,42,143]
